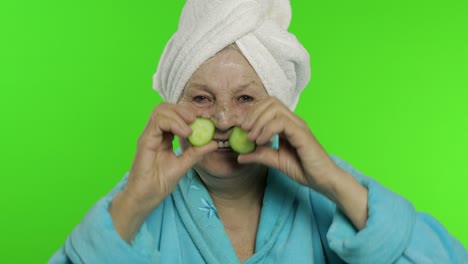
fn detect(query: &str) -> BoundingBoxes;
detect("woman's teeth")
[217,141,230,148]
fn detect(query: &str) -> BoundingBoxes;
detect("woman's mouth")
[217,140,229,148]
[216,140,233,152]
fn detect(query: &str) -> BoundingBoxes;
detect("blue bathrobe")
[49,154,467,263]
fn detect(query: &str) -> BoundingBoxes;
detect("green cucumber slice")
[229,126,256,154]
[188,118,215,146]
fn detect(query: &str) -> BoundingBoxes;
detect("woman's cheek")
[190,103,214,119]
[239,109,249,124]
[177,100,211,115]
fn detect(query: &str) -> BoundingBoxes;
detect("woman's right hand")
[109,103,217,242]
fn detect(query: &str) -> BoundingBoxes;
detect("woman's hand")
[110,103,217,242]
[238,97,368,230]
[238,96,335,189]
[126,103,217,206]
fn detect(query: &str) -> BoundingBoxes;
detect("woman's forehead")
[185,48,265,92]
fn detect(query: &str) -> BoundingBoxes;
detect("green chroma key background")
[1,0,467,262]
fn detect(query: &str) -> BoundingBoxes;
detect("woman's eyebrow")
[185,80,259,93]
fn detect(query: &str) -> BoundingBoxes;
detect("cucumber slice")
[188,118,215,146]
[229,126,256,154]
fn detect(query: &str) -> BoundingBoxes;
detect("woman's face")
[178,47,269,178]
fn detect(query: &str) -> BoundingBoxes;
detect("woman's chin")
[194,150,251,178]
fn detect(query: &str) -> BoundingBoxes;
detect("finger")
[138,120,186,154]
[258,116,312,147]
[255,118,285,145]
[237,146,279,169]
[158,110,193,137]
[174,104,198,124]
[177,141,218,171]
[241,98,275,131]
[142,106,193,142]
[243,98,302,141]
[248,106,294,142]
[247,108,278,141]
[130,135,175,182]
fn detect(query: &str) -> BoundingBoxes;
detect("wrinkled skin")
[109,47,368,248]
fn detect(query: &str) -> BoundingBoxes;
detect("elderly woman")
[50,0,467,263]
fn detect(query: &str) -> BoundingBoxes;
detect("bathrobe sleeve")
[325,155,468,264]
[48,173,160,264]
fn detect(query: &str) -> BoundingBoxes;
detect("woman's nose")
[211,102,237,131]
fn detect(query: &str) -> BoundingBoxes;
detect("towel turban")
[153,0,310,111]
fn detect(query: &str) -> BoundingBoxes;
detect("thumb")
[178,141,218,171]
[237,146,279,169]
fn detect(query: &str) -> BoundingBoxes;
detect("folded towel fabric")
[153,0,310,111]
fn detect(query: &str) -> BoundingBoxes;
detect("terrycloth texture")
[49,156,468,263]
[153,0,310,111]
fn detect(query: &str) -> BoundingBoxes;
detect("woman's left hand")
[238,96,338,192]
[238,96,369,229]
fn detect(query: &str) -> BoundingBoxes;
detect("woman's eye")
[192,95,213,106]
[193,96,210,103]
[238,95,254,102]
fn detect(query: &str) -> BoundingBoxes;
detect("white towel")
[153,0,310,111]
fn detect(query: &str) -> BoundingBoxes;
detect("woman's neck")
[196,164,267,261]
[196,164,268,212]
